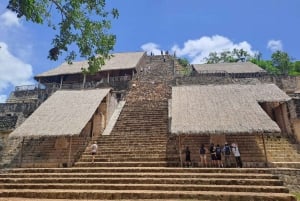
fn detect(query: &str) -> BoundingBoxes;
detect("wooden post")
[68,136,72,167]
[19,137,25,168]
[82,74,86,88]
[60,76,63,89]
[107,72,110,83]
[261,133,268,167]
[178,135,183,167]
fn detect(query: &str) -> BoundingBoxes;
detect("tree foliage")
[204,48,250,64]
[250,59,280,75]
[177,57,191,76]
[205,49,300,76]
[250,51,298,76]
[271,51,291,76]
[7,0,119,74]
[177,57,189,67]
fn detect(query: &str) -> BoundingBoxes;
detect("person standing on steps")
[91,141,98,163]
[231,143,243,168]
[199,144,207,167]
[209,143,217,167]
[185,146,192,167]
[215,144,223,168]
[223,142,231,168]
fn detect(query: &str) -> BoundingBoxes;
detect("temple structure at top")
[34,52,147,90]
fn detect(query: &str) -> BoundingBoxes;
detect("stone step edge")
[4,167,276,173]
[0,189,296,201]
[0,183,289,192]
[0,172,276,177]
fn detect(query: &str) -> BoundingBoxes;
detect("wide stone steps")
[5,167,275,173]
[0,183,289,193]
[75,161,178,167]
[82,149,168,154]
[0,177,282,185]
[0,172,278,179]
[79,157,172,162]
[0,189,295,201]
[256,136,300,165]
[1,166,295,200]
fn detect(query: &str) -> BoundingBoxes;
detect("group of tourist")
[91,140,243,168]
[185,142,243,168]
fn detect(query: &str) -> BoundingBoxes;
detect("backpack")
[224,145,230,155]
[216,147,221,155]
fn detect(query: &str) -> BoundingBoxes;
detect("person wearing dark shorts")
[215,144,223,168]
[209,143,216,167]
[185,146,191,167]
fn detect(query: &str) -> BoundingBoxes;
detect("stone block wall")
[0,116,18,131]
[174,75,234,86]
[271,169,300,192]
[0,103,37,117]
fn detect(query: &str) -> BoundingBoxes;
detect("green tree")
[177,57,191,75]
[204,49,250,64]
[7,0,119,74]
[250,58,279,75]
[271,51,291,75]
[205,52,221,64]
[294,61,300,72]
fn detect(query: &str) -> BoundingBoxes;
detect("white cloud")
[0,42,34,98]
[267,40,283,52]
[141,42,162,55]
[0,95,7,103]
[171,35,256,64]
[0,10,21,27]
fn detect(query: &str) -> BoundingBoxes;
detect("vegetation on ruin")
[205,48,300,76]
[293,193,300,201]
[205,48,250,64]
[7,0,119,74]
[177,57,192,75]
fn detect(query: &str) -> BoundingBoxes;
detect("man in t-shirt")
[231,143,243,168]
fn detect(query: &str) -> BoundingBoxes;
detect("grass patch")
[293,193,300,201]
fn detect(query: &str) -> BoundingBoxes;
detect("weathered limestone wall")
[271,169,300,192]
[0,103,37,116]
[292,119,300,142]
[174,75,234,86]
[0,132,10,160]
[0,116,18,131]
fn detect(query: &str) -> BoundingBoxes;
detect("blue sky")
[0,0,300,102]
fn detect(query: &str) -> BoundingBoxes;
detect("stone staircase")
[75,55,175,167]
[256,135,300,168]
[0,167,296,200]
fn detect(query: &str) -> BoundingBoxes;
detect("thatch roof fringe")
[193,62,267,74]
[9,88,110,138]
[171,84,290,135]
[35,52,145,78]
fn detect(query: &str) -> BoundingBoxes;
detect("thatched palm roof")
[193,62,266,74]
[171,84,291,135]
[35,52,145,78]
[9,88,110,137]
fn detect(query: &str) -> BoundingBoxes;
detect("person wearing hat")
[231,143,242,168]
